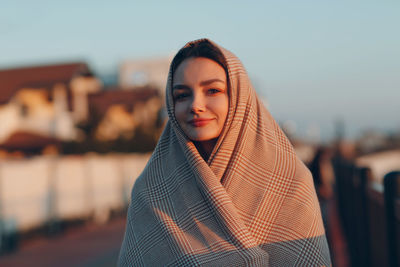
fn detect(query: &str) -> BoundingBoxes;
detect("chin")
[187,132,218,142]
[182,124,222,142]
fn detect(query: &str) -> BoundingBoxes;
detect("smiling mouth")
[188,118,214,127]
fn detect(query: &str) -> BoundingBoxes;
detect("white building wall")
[0,153,150,234]
[119,56,173,93]
[0,104,20,143]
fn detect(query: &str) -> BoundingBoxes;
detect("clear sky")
[1,0,399,141]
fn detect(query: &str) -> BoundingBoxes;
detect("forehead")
[172,57,227,85]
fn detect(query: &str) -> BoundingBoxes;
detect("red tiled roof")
[0,131,60,151]
[0,62,89,104]
[88,86,160,118]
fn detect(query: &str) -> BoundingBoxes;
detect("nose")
[190,93,205,113]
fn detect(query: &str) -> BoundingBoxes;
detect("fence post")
[354,167,371,266]
[384,171,400,267]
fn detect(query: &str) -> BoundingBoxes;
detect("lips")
[188,118,214,127]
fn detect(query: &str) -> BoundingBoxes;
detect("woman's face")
[172,57,229,143]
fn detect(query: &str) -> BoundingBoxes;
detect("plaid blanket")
[119,39,331,266]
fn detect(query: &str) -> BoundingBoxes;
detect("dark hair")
[170,40,228,75]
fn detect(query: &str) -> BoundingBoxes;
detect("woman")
[119,39,331,266]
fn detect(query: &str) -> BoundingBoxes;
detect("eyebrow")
[172,79,225,91]
[200,79,225,86]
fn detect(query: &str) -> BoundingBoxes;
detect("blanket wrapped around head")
[118,39,331,266]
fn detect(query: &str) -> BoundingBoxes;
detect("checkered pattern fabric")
[118,39,331,266]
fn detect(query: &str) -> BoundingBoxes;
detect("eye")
[207,88,222,95]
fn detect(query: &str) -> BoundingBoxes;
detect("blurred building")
[119,56,172,94]
[357,130,388,154]
[88,87,161,141]
[0,62,163,155]
[0,62,101,147]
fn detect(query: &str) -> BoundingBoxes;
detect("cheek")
[211,96,229,120]
[174,102,187,122]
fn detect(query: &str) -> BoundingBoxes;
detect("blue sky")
[1,1,399,141]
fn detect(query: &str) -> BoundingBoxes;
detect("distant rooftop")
[0,62,90,104]
[0,131,61,152]
[88,86,160,118]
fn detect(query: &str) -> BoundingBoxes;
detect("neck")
[194,139,217,162]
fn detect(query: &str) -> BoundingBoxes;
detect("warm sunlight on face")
[172,57,229,144]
